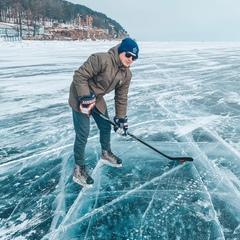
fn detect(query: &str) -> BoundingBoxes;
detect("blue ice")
[0,41,240,240]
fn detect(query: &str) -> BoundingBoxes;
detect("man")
[69,38,139,188]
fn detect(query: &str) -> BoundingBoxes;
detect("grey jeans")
[72,108,111,166]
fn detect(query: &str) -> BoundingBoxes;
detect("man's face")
[119,51,137,67]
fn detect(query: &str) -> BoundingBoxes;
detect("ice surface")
[0,40,240,240]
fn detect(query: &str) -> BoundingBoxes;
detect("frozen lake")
[0,40,240,239]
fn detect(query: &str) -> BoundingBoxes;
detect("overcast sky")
[69,0,240,41]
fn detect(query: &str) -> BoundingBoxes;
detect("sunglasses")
[125,52,138,61]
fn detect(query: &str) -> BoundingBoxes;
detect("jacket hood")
[108,44,125,68]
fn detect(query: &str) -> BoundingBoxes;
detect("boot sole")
[73,176,93,188]
[101,159,122,168]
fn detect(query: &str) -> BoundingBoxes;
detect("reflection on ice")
[0,41,240,239]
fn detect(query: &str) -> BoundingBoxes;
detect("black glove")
[78,92,96,116]
[114,116,128,137]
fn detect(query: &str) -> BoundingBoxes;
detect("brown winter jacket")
[68,45,132,118]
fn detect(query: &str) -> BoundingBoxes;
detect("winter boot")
[101,150,122,168]
[73,164,94,188]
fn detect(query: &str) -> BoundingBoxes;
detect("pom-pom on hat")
[118,38,139,59]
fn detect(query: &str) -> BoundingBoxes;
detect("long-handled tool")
[94,110,194,162]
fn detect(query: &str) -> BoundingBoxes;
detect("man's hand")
[78,92,96,116]
[114,116,128,137]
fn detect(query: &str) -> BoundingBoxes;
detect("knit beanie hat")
[118,38,139,58]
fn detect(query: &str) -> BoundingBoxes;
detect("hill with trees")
[0,0,129,40]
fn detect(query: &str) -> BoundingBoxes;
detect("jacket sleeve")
[73,54,101,97]
[114,75,131,118]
